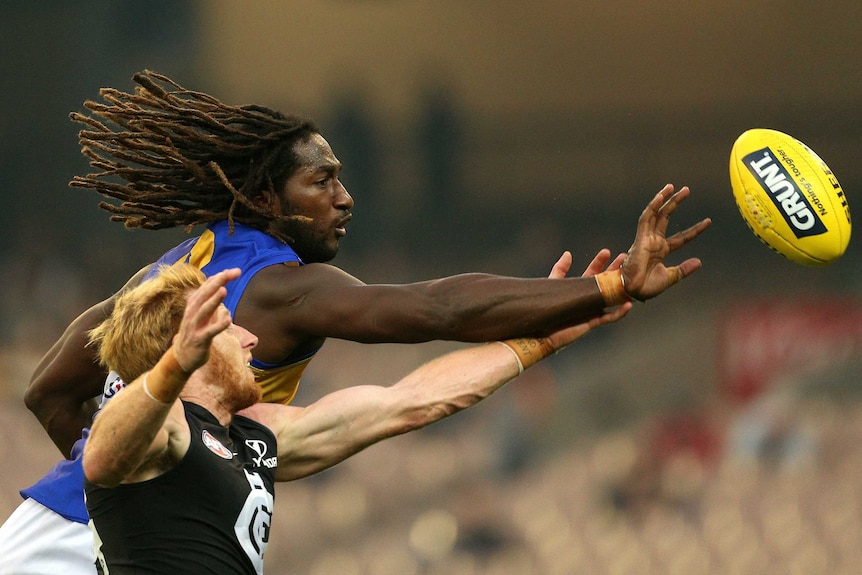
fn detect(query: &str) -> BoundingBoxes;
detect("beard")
[277,214,339,264]
[208,349,261,412]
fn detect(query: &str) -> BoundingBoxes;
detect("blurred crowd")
[3,327,860,575]
[268,407,861,575]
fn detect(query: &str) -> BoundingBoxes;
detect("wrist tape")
[595,269,630,306]
[141,345,191,404]
[498,337,557,374]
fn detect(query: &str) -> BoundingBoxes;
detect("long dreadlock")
[70,70,319,239]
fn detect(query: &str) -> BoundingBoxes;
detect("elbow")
[394,387,482,434]
[23,383,49,418]
[82,447,123,488]
[401,402,462,433]
[24,373,82,422]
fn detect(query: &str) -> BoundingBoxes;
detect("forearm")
[83,349,189,486]
[275,342,525,481]
[327,274,618,344]
[417,274,604,340]
[273,303,633,483]
[393,342,522,423]
[412,270,629,340]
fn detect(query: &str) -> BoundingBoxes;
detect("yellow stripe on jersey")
[251,356,314,405]
[187,228,215,269]
[179,226,311,406]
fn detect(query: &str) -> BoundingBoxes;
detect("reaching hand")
[621,184,712,301]
[544,249,633,350]
[172,268,240,373]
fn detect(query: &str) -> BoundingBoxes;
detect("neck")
[180,376,234,426]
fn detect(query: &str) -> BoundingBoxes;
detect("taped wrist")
[142,345,192,404]
[498,337,557,373]
[595,269,630,306]
[142,373,172,404]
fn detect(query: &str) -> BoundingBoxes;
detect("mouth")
[334,214,352,237]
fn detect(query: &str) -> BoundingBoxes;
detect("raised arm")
[25,265,152,457]
[247,250,633,481]
[82,268,239,487]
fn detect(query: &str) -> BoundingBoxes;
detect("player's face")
[274,134,354,263]
[209,322,261,411]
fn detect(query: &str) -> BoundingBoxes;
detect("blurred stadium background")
[1,2,861,573]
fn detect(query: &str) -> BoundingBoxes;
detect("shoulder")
[246,262,365,301]
[232,409,277,439]
[236,403,301,439]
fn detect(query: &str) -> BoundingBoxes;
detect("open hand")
[621,184,711,301]
[545,249,633,350]
[172,268,240,373]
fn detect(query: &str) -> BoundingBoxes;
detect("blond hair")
[89,264,205,383]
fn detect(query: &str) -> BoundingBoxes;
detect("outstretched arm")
[238,184,708,361]
[25,265,152,457]
[247,249,632,481]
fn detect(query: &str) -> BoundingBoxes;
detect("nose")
[335,180,354,209]
[233,324,259,350]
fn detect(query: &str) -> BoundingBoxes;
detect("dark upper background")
[0,0,860,435]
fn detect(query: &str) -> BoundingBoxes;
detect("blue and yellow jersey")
[148,220,318,404]
[21,221,317,522]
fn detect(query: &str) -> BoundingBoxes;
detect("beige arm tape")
[595,269,630,306]
[140,345,191,404]
[498,337,557,373]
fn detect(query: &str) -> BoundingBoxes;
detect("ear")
[252,186,280,212]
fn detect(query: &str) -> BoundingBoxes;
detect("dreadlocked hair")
[70,69,319,239]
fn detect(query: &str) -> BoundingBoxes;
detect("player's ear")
[253,187,282,214]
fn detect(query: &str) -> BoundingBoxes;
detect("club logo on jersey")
[743,147,828,238]
[202,430,233,459]
[245,439,277,469]
[102,372,126,400]
[235,469,273,572]
[98,371,128,410]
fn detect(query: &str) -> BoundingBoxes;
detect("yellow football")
[729,128,850,266]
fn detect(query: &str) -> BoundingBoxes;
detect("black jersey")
[85,402,278,575]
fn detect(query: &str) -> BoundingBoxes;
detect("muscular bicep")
[26,302,110,405]
[122,403,190,484]
[25,299,119,458]
[84,394,189,487]
[236,263,466,357]
[243,388,405,482]
[25,264,153,457]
